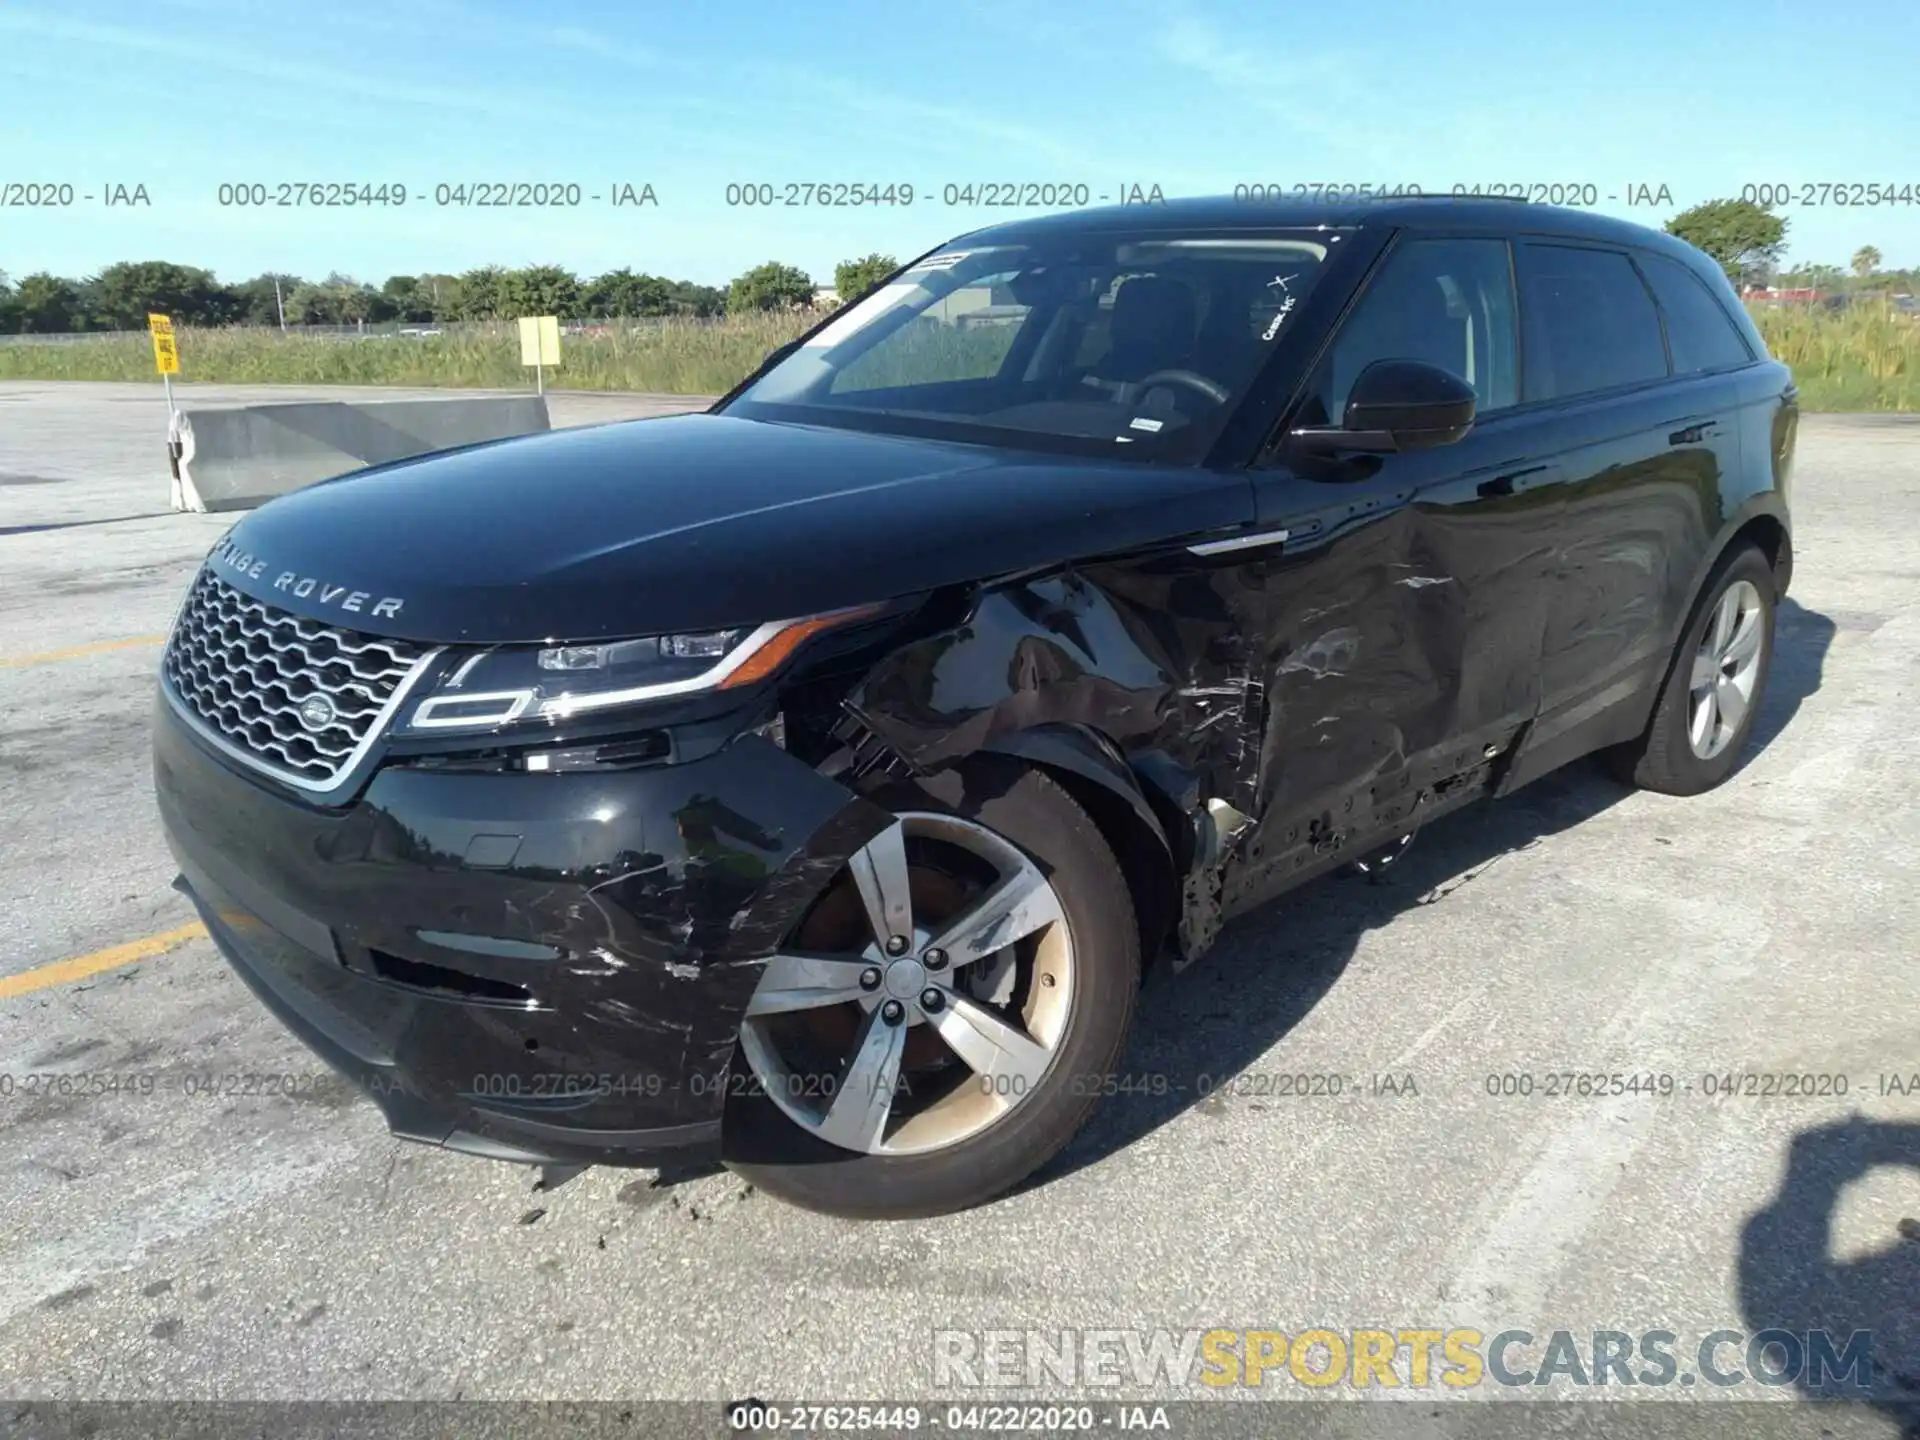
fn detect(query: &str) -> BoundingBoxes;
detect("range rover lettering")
[154,197,1795,1219]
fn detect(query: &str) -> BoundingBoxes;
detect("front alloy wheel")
[723,762,1139,1218]
[738,811,1076,1156]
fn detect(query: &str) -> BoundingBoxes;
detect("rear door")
[1512,241,1738,773]
[1241,232,1567,880]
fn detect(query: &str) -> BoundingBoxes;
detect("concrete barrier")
[169,395,551,512]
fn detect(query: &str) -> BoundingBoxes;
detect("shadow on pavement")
[1738,1116,1920,1435]
[1743,595,1838,760]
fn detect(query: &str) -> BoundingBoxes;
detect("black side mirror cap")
[1290,359,1478,454]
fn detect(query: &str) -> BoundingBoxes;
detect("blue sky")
[3,0,1917,287]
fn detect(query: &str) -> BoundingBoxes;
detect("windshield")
[722,230,1344,462]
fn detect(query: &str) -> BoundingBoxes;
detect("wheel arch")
[1734,510,1792,600]
[1618,497,1788,768]
[971,724,1182,971]
[1671,495,1792,658]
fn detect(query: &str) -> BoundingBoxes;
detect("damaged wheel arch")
[969,723,1183,970]
[831,564,1272,970]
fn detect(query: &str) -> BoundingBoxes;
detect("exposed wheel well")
[1033,762,1178,972]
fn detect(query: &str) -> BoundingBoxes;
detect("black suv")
[154,197,1796,1218]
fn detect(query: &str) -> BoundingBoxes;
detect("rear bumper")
[153,692,889,1168]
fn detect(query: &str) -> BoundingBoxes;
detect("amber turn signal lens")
[718,604,886,690]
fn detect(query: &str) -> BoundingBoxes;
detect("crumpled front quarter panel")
[847,561,1269,814]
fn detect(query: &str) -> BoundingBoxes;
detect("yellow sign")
[518,315,561,367]
[148,312,179,375]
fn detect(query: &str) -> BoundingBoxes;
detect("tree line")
[4,205,1911,336]
[1664,199,1915,293]
[0,254,901,335]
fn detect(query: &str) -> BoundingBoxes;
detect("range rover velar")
[154,196,1797,1218]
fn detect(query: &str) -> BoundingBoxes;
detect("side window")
[1637,251,1755,374]
[1517,243,1669,400]
[1299,237,1518,427]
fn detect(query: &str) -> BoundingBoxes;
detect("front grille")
[162,569,431,788]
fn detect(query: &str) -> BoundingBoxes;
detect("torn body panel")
[841,556,1274,960]
[845,562,1269,802]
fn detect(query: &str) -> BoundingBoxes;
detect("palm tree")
[1851,245,1882,278]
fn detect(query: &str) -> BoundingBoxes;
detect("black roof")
[955,194,1699,264]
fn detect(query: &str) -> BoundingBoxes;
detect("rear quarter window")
[1517,243,1669,401]
[1637,251,1756,374]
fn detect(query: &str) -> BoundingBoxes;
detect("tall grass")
[2,305,1916,410]
[1749,303,1920,411]
[0,315,817,395]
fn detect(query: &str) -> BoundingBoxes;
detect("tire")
[1608,542,1776,795]
[722,759,1139,1219]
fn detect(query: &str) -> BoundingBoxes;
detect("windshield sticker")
[1260,273,1300,342]
[905,251,970,272]
[1128,416,1165,433]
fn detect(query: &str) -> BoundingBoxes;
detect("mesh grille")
[162,569,430,787]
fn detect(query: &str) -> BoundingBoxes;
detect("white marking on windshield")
[1259,273,1302,341]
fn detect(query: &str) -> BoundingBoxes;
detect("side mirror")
[1291,359,1477,453]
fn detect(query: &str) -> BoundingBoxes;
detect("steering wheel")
[1132,369,1231,404]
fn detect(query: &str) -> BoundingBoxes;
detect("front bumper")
[153,693,889,1168]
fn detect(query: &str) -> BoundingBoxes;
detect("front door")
[1237,232,1566,895]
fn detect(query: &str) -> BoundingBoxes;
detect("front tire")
[1609,542,1776,795]
[722,760,1138,1219]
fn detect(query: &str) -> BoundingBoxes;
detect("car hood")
[206,413,1252,644]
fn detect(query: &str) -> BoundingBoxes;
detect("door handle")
[1668,420,1719,446]
[1477,463,1556,499]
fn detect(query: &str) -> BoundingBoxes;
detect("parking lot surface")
[1,384,1916,1417]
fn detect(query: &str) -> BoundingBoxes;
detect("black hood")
[207,414,1254,644]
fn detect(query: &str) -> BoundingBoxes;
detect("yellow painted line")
[0,635,166,668]
[0,922,208,999]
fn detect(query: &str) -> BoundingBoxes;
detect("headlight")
[398,603,885,735]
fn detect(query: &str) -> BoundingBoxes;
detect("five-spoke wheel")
[738,811,1076,1156]
[723,762,1139,1219]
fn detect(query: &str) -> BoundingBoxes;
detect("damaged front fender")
[838,560,1274,961]
[844,569,1266,805]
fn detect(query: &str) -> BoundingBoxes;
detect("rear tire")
[722,760,1139,1219]
[1608,542,1776,796]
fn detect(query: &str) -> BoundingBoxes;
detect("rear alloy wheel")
[723,763,1138,1218]
[1609,542,1776,795]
